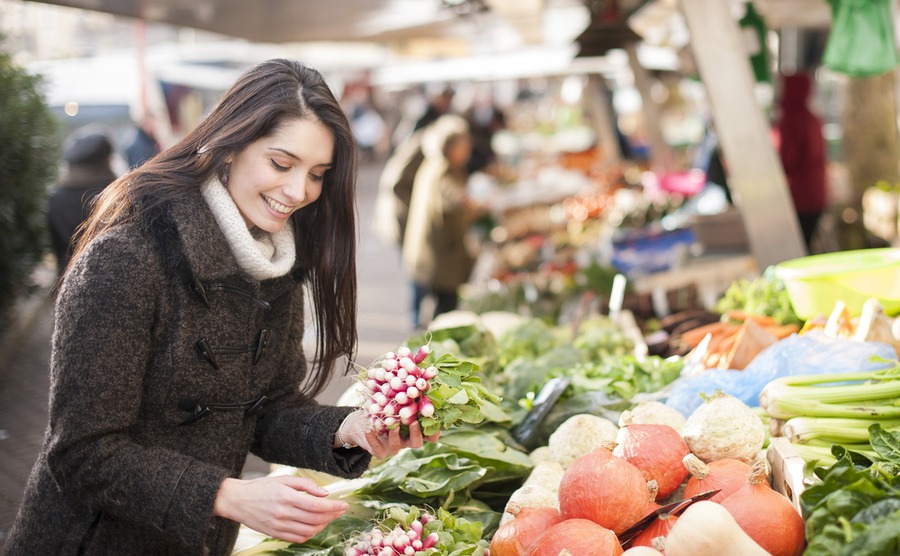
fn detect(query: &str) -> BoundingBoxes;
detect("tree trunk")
[840,71,900,248]
[842,71,900,202]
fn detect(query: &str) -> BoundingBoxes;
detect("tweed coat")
[5,187,370,555]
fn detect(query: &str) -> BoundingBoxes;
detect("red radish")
[413,345,430,364]
[526,519,623,556]
[720,460,806,556]
[558,445,648,534]
[613,424,691,500]
[682,453,751,503]
[345,511,439,555]
[360,344,438,431]
[490,506,563,556]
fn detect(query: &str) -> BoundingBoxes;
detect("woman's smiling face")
[226,117,334,233]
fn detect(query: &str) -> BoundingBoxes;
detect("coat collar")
[145,187,301,296]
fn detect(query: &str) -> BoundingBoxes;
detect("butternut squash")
[664,501,770,556]
[622,547,664,556]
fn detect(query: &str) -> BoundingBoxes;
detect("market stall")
[230,255,900,555]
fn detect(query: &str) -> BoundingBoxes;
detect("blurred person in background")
[372,127,426,248]
[776,71,827,252]
[124,112,162,168]
[6,59,435,556]
[412,85,455,133]
[402,114,480,329]
[349,100,386,162]
[47,126,117,280]
[464,101,506,176]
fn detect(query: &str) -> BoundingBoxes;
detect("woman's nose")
[283,176,309,203]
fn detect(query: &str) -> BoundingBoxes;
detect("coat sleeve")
[251,398,371,477]
[248,284,372,477]
[46,230,228,550]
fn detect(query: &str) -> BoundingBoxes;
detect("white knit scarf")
[200,179,296,280]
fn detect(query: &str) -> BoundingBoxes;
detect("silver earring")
[222,164,230,185]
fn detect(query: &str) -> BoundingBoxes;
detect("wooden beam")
[626,42,674,171]
[679,0,807,267]
[585,74,623,165]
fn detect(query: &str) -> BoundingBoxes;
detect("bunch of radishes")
[362,345,437,432]
[344,512,440,556]
[358,342,499,438]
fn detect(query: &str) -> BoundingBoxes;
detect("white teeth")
[264,196,291,214]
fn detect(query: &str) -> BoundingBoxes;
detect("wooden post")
[626,43,674,172]
[585,74,622,166]
[679,0,807,266]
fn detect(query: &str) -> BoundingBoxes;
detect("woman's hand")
[213,476,347,543]
[338,409,440,459]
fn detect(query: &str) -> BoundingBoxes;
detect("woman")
[402,114,478,329]
[6,59,432,555]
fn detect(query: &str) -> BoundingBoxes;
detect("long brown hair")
[72,59,358,396]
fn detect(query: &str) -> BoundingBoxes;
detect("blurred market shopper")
[373,127,426,247]
[5,59,434,556]
[402,114,480,329]
[124,111,162,168]
[47,126,117,280]
[412,85,455,133]
[776,72,828,252]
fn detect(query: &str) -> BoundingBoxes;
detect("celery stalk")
[783,416,900,445]
[791,444,839,467]
[759,368,900,420]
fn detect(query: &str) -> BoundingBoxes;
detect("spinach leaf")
[870,423,900,465]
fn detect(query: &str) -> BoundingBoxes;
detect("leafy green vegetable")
[715,266,801,325]
[572,316,635,358]
[553,354,684,401]
[870,423,900,466]
[407,323,497,369]
[495,318,567,368]
[800,444,900,555]
[497,346,584,404]
[418,353,501,437]
[323,430,530,520]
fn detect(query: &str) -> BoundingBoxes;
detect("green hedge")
[0,41,61,332]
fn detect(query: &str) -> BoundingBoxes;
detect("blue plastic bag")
[664,332,898,417]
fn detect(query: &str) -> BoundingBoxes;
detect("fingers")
[226,477,349,544]
[266,503,347,544]
[278,476,330,497]
[362,420,441,458]
[405,419,425,449]
[364,427,390,459]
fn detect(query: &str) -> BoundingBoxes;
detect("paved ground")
[0,158,414,549]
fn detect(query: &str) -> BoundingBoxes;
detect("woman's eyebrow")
[268,147,334,168]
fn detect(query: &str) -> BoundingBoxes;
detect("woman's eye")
[270,159,290,172]
[310,174,325,183]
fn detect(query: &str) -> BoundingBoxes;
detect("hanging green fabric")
[823,0,900,78]
[739,2,772,83]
